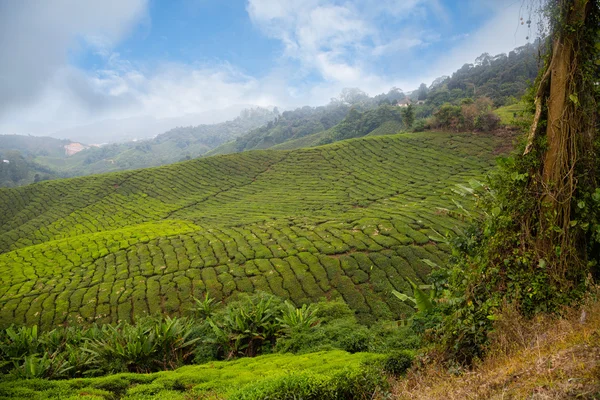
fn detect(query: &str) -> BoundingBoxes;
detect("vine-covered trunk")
[538,0,591,274]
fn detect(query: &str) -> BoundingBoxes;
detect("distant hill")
[206,103,351,156]
[209,44,539,157]
[0,135,70,186]
[0,134,70,158]
[0,107,277,186]
[207,102,407,156]
[425,42,540,109]
[46,104,261,144]
[0,131,504,328]
[0,150,59,187]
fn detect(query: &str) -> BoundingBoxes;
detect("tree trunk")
[543,0,588,184]
[538,0,589,271]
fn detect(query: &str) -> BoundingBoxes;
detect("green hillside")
[0,132,502,328]
[0,134,70,158]
[33,108,277,179]
[207,103,351,156]
[213,104,405,155]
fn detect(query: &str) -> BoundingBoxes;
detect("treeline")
[423,42,540,110]
[0,151,57,187]
[214,88,407,155]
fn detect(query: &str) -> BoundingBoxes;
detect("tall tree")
[402,104,415,129]
[436,0,600,363]
[524,0,599,279]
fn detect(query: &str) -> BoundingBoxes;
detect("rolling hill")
[208,104,405,155]
[0,131,504,328]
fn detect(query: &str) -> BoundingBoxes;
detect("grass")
[494,102,531,126]
[0,131,504,328]
[0,350,384,399]
[392,295,600,399]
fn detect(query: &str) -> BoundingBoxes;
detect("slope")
[212,104,405,154]
[25,108,277,181]
[0,132,503,328]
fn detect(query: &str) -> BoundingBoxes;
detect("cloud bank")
[0,0,535,139]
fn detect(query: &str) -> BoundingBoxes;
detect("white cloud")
[0,0,148,117]
[245,0,447,95]
[0,0,539,139]
[420,1,537,85]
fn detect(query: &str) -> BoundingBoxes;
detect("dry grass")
[392,295,600,399]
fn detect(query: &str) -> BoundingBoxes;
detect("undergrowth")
[393,294,600,399]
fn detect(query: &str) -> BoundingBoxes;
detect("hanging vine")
[431,0,600,364]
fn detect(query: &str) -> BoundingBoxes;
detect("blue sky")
[0,0,536,137]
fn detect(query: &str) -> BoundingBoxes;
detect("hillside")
[210,104,405,155]
[0,131,503,328]
[35,108,278,178]
[425,42,540,109]
[206,103,351,156]
[0,109,277,188]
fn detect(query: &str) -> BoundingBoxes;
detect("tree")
[433,0,600,363]
[522,0,599,279]
[338,88,369,105]
[417,83,428,101]
[402,104,415,129]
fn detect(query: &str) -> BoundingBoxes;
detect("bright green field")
[0,132,502,328]
[0,350,383,399]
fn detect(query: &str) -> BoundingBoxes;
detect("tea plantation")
[0,132,503,328]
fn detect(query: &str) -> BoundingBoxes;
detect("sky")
[0,0,538,138]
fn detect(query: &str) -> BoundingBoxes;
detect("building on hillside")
[2,159,9,164]
[397,98,412,107]
[64,142,89,156]
[415,100,426,105]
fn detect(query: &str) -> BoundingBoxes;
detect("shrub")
[475,111,501,131]
[230,365,389,400]
[383,350,414,376]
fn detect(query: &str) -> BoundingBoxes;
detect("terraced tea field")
[0,132,503,328]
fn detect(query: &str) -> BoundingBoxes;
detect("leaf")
[391,290,416,306]
[406,278,433,313]
[421,259,440,268]
[569,93,579,106]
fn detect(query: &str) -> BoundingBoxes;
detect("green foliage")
[392,277,434,314]
[382,350,414,376]
[426,42,540,108]
[0,350,385,399]
[402,104,415,129]
[278,301,320,333]
[207,292,283,358]
[191,293,217,320]
[430,98,500,132]
[230,364,389,400]
[429,144,600,363]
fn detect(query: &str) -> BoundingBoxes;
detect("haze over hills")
[44,104,267,145]
[0,107,278,186]
[0,43,538,188]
